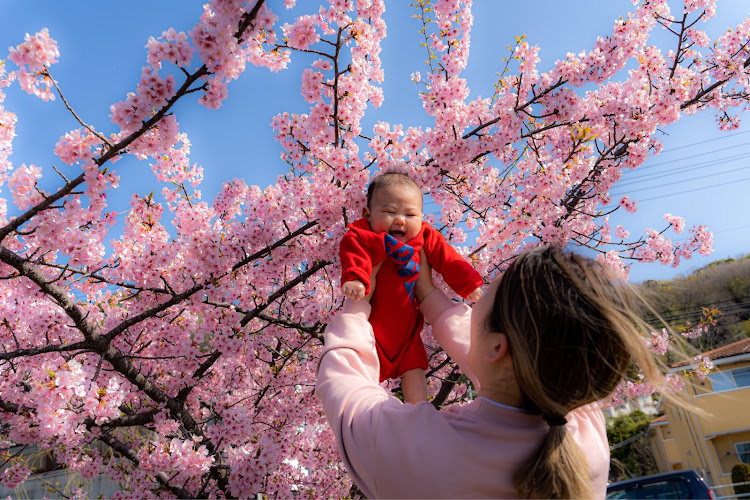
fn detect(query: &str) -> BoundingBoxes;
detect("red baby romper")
[339,219,484,381]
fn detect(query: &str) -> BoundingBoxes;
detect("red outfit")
[340,219,484,381]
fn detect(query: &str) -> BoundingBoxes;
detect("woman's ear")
[485,332,510,363]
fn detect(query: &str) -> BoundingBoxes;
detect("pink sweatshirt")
[316,289,610,499]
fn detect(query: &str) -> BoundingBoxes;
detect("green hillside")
[636,254,750,352]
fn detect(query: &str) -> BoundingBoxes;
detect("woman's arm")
[421,224,484,299]
[315,298,394,498]
[415,253,479,389]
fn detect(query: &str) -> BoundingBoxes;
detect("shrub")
[732,462,750,499]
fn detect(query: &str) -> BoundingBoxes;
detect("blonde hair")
[488,246,669,498]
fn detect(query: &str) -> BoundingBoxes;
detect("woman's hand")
[415,250,436,303]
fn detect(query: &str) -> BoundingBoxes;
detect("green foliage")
[735,319,750,338]
[607,411,659,482]
[732,462,750,498]
[729,275,750,301]
[608,410,650,444]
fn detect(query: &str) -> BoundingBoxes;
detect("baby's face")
[365,183,423,244]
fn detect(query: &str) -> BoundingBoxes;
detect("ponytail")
[513,425,593,499]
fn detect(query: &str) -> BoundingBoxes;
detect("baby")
[339,171,483,403]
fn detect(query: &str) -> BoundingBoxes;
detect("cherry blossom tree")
[1,0,748,497]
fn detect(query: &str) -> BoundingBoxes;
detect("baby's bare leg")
[401,368,428,404]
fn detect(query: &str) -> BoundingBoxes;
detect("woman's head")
[479,246,662,498]
[488,245,642,417]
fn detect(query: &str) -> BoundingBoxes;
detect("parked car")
[606,470,715,499]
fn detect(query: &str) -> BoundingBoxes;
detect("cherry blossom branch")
[332,27,345,147]
[0,340,91,361]
[430,368,461,409]
[36,259,168,294]
[238,260,330,327]
[681,54,750,110]
[668,12,690,79]
[47,67,111,146]
[232,220,319,272]
[92,426,195,498]
[0,224,321,496]
[0,3,267,243]
[95,409,160,429]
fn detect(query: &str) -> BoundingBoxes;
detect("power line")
[654,302,750,324]
[638,175,750,202]
[657,129,750,154]
[611,164,750,197]
[421,138,750,206]
[615,151,750,188]
[623,141,750,173]
[714,224,750,234]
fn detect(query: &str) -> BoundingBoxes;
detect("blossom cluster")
[7,27,59,101]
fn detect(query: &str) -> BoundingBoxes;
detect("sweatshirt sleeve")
[568,403,610,498]
[315,299,405,499]
[419,288,480,390]
[339,230,374,294]
[422,226,484,298]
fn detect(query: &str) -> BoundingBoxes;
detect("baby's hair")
[487,246,676,499]
[366,171,423,208]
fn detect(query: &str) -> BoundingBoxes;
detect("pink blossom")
[8,163,44,209]
[597,251,629,281]
[283,15,321,50]
[199,76,229,110]
[619,195,638,213]
[1,464,31,490]
[690,356,714,380]
[664,213,685,233]
[8,28,59,72]
[54,129,101,165]
[684,0,716,18]
[146,28,194,69]
[614,225,630,239]
[8,28,59,101]
[646,329,671,356]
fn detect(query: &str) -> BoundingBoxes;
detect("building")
[647,337,750,494]
[604,393,659,420]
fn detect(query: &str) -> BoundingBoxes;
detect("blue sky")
[1,1,748,282]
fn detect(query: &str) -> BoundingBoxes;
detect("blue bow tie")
[384,234,419,277]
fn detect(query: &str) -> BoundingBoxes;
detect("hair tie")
[542,414,568,427]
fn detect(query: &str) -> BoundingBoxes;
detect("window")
[737,442,750,464]
[708,367,750,392]
[660,425,672,440]
[638,479,690,499]
[734,368,750,388]
[606,479,690,499]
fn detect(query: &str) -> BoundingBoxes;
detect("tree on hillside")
[1,0,749,497]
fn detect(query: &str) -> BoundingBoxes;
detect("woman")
[316,246,664,498]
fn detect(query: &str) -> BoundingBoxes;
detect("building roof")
[650,414,668,424]
[671,336,750,368]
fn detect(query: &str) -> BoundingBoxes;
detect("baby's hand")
[342,280,367,301]
[466,287,483,302]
